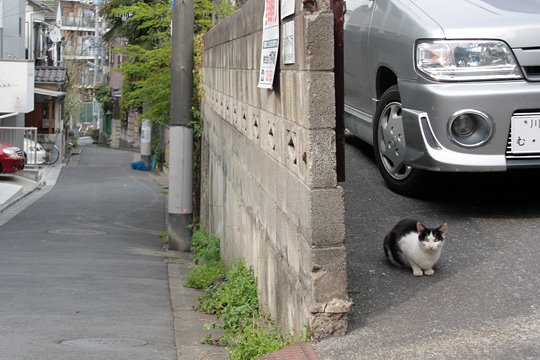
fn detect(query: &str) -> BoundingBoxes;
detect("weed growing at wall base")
[159,230,168,248]
[185,226,225,290]
[186,227,309,359]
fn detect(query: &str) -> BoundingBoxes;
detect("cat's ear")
[416,222,426,233]
[438,223,448,233]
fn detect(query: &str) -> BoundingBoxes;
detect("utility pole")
[90,0,101,132]
[168,0,194,251]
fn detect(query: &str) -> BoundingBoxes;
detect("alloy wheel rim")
[377,101,412,180]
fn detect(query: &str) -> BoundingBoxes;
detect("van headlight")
[416,40,523,81]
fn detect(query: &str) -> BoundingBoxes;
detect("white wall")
[1,0,25,59]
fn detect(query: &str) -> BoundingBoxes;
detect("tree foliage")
[100,0,234,126]
[100,0,172,125]
[94,83,113,115]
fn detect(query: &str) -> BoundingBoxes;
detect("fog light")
[448,110,492,147]
[451,115,476,137]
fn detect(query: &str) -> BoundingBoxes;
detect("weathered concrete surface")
[200,0,351,338]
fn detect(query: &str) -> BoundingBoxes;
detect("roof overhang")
[35,88,65,98]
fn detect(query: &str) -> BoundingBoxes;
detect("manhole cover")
[60,338,148,349]
[48,229,106,236]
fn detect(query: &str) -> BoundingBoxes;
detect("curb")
[166,250,228,360]
[0,180,42,215]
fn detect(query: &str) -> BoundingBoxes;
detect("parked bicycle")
[24,133,60,166]
[42,137,60,165]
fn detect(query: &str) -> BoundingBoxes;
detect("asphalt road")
[316,135,540,359]
[0,146,175,360]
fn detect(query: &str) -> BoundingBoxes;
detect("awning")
[35,88,65,98]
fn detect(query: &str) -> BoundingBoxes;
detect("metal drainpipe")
[332,0,346,182]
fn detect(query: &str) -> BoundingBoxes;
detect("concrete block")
[307,129,337,188]
[248,70,261,108]
[283,120,302,176]
[296,125,309,183]
[246,33,256,70]
[303,12,334,71]
[280,71,335,130]
[292,72,309,128]
[309,297,353,340]
[246,105,261,145]
[311,246,348,302]
[260,85,283,118]
[309,187,345,247]
[306,72,336,129]
[258,110,277,159]
[297,186,345,248]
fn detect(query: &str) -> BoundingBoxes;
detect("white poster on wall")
[258,0,280,89]
[281,0,295,19]
[282,20,295,64]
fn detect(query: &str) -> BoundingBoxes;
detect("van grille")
[523,66,540,81]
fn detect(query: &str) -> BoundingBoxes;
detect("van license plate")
[510,114,540,154]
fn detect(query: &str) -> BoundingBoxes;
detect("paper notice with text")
[258,0,280,89]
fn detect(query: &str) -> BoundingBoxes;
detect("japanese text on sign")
[258,0,280,89]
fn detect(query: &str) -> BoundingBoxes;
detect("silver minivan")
[344,0,540,195]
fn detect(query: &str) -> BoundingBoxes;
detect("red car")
[0,141,25,174]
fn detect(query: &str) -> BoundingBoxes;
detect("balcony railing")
[63,16,95,29]
[64,45,98,58]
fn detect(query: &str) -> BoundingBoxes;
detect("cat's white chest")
[398,232,442,269]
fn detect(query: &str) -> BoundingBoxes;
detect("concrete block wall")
[200,0,351,339]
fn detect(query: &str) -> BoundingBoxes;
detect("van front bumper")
[399,79,540,172]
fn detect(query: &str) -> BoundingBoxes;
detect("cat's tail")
[383,233,404,267]
[383,243,399,266]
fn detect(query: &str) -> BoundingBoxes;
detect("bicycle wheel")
[47,145,60,165]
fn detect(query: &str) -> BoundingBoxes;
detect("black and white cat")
[383,219,448,276]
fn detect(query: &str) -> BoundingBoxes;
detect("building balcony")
[62,16,95,30]
[0,60,34,114]
[63,45,98,59]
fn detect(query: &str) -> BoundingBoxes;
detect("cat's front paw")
[424,269,435,276]
[413,269,424,277]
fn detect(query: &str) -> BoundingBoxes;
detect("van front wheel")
[373,85,429,196]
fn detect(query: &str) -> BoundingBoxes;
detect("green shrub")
[185,226,225,290]
[185,261,225,289]
[190,226,221,265]
[159,230,168,247]
[196,260,259,331]
[188,229,307,359]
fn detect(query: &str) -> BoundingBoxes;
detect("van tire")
[373,85,430,196]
